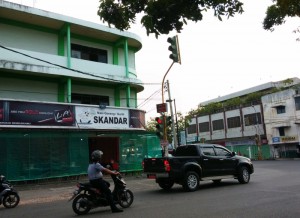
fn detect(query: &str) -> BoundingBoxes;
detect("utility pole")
[166,80,177,149]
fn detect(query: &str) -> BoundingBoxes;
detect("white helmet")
[91,150,103,161]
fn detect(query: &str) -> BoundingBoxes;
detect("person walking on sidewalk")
[88,150,123,213]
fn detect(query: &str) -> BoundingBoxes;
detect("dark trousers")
[90,178,117,210]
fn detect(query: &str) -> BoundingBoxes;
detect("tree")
[98,0,244,37]
[263,0,300,31]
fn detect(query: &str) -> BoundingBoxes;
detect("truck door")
[200,146,223,177]
[214,146,238,175]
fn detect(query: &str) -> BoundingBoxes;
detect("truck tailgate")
[143,158,167,173]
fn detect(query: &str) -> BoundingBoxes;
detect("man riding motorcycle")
[87,150,123,213]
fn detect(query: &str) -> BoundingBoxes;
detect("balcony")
[0,47,143,90]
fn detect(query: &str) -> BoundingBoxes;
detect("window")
[295,97,300,110]
[187,124,197,134]
[278,127,285,136]
[175,146,199,156]
[212,119,224,131]
[214,147,231,156]
[227,116,241,128]
[71,93,109,106]
[199,122,209,132]
[201,147,215,156]
[276,106,285,114]
[71,44,108,63]
[244,113,261,126]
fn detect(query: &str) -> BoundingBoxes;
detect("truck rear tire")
[158,180,174,190]
[182,171,199,192]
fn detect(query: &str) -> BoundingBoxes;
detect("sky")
[8,0,300,121]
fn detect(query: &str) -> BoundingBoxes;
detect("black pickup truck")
[143,144,254,192]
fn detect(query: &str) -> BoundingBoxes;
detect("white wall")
[0,77,58,102]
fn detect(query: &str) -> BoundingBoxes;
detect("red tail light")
[164,160,171,172]
[142,161,144,169]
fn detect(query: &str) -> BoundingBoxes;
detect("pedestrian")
[88,150,123,213]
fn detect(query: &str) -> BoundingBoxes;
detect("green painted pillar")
[114,87,121,107]
[66,23,72,103]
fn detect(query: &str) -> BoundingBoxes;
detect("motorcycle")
[0,175,20,208]
[69,174,134,215]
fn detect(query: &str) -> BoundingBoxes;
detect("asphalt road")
[1,160,300,218]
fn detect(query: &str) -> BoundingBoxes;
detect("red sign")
[156,103,167,113]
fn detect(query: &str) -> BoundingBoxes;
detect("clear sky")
[8,0,300,121]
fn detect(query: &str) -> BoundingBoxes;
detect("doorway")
[88,137,119,167]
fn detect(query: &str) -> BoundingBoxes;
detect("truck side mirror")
[232,152,236,156]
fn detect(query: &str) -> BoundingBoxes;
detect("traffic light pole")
[166,80,177,149]
[161,62,174,157]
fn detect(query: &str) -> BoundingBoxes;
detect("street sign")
[156,103,168,113]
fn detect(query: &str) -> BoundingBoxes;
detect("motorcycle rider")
[88,150,123,213]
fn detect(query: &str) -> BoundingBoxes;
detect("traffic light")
[166,116,172,127]
[167,35,181,64]
[155,116,164,139]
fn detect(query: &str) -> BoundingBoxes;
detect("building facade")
[185,78,300,160]
[0,1,161,181]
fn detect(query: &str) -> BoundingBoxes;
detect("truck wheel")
[183,171,199,192]
[237,166,250,184]
[158,181,174,190]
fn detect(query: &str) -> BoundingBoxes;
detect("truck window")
[201,147,216,156]
[214,147,231,156]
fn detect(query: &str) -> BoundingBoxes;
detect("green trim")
[134,89,138,108]
[67,78,71,103]
[66,24,71,68]
[114,87,121,107]
[58,24,69,56]
[0,17,58,34]
[126,85,131,107]
[113,46,119,65]
[124,38,129,78]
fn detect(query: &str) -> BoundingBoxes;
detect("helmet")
[91,150,103,162]
[0,175,6,183]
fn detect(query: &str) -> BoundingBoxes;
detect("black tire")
[182,171,199,192]
[3,193,20,208]
[237,166,250,184]
[118,189,134,208]
[72,194,91,215]
[158,180,174,190]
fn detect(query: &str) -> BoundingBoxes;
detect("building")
[0,1,161,181]
[185,78,300,160]
[262,88,300,158]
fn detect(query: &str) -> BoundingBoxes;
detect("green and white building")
[0,1,161,181]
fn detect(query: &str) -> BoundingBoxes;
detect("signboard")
[0,100,75,126]
[156,103,168,113]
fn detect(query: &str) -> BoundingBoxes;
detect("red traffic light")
[155,117,163,124]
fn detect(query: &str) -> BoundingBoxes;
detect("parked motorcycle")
[69,174,134,215]
[0,175,20,208]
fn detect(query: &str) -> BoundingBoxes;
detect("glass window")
[244,113,261,126]
[276,106,285,114]
[199,122,209,132]
[201,147,216,156]
[278,127,285,136]
[187,124,197,134]
[71,44,108,63]
[71,93,109,106]
[295,97,300,110]
[214,147,231,156]
[227,116,241,128]
[212,119,224,131]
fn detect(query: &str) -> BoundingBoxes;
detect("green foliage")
[223,97,243,108]
[98,0,244,37]
[263,0,300,31]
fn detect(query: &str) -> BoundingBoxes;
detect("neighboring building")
[0,1,161,181]
[186,78,300,160]
[262,88,300,158]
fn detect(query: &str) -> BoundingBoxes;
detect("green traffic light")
[167,36,180,63]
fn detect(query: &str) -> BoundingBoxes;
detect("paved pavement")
[14,174,144,206]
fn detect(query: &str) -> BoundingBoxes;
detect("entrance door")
[89,137,119,167]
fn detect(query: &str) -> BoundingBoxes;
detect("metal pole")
[166,80,177,149]
[174,99,180,146]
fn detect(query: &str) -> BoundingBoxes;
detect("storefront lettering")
[94,116,128,124]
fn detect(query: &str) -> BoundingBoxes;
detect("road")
[1,160,300,218]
